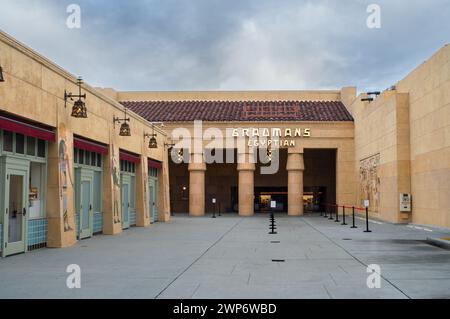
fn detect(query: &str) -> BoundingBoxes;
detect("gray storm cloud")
[0,0,448,92]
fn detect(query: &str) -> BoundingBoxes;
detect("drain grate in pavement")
[272,259,286,263]
[342,238,352,241]
[271,241,281,244]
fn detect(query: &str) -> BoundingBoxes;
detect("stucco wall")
[396,45,450,228]
[350,44,450,228]
[0,31,171,248]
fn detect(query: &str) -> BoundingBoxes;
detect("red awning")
[148,159,162,169]
[0,115,55,141]
[74,137,108,155]
[120,151,141,164]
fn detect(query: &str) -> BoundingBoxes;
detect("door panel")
[121,180,130,229]
[79,170,94,239]
[3,165,29,257]
[149,177,158,223]
[149,184,154,223]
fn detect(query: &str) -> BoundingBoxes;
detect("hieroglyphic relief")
[359,154,381,212]
[59,124,73,232]
[111,146,121,224]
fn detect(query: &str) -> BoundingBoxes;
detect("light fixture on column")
[266,146,273,162]
[144,125,158,149]
[64,77,87,118]
[113,108,131,137]
[0,65,5,82]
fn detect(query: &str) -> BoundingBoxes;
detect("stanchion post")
[335,205,340,222]
[324,205,328,218]
[212,202,217,219]
[364,207,372,233]
[351,206,357,229]
[328,205,334,220]
[341,206,347,225]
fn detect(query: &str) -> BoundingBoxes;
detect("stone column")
[103,141,123,235]
[287,151,305,216]
[136,156,151,227]
[237,151,255,216]
[47,122,77,248]
[188,152,206,216]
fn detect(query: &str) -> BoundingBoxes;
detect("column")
[189,152,206,216]
[103,140,123,235]
[237,151,255,216]
[287,151,305,216]
[47,122,77,248]
[136,156,150,227]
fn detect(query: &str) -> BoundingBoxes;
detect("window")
[15,133,25,154]
[74,148,103,169]
[37,139,46,158]
[27,137,36,156]
[93,171,102,213]
[3,130,13,152]
[29,162,46,219]
[1,130,47,160]
[120,160,136,173]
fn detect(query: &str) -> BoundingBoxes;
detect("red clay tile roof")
[121,100,354,122]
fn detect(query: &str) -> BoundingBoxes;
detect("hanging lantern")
[65,77,87,118]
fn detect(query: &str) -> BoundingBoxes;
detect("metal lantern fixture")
[113,108,131,137]
[65,77,87,118]
[144,126,158,149]
[0,65,5,82]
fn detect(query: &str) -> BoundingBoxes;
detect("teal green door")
[2,165,29,257]
[80,171,93,239]
[121,175,130,229]
[149,177,158,223]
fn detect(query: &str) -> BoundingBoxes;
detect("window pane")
[27,137,36,156]
[3,131,13,152]
[85,151,91,166]
[16,134,25,154]
[91,152,96,166]
[93,171,102,212]
[79,149,84,164]
[97,153,102,167]
[29,162,44,218]
[37,139,46,158]
[74,148,78,163]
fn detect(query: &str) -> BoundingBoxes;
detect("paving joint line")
[301,217,412,299]
[154,218,244,299]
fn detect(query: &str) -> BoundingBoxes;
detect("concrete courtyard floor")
[1,214,450,299]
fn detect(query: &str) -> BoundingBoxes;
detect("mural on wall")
[59,124,74,232]
[359,154,381,212]
[111,146,121,224]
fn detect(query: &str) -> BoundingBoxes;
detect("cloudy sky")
[0,0,449,92]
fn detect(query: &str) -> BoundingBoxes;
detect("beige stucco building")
[0,29,449,257]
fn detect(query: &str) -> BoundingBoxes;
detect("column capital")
[237,163,256,171]
[288,146,304,154]
[188,162,207,171]
[286,152,305,171]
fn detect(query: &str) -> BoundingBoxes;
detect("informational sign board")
[271,201,277,209]
[400,194,412,212]
[364,200,370,208]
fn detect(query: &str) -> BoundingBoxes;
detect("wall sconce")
[113,108,131,137]
[65,77,87,118]
[144,131,158,149]
[0,65,5,82]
